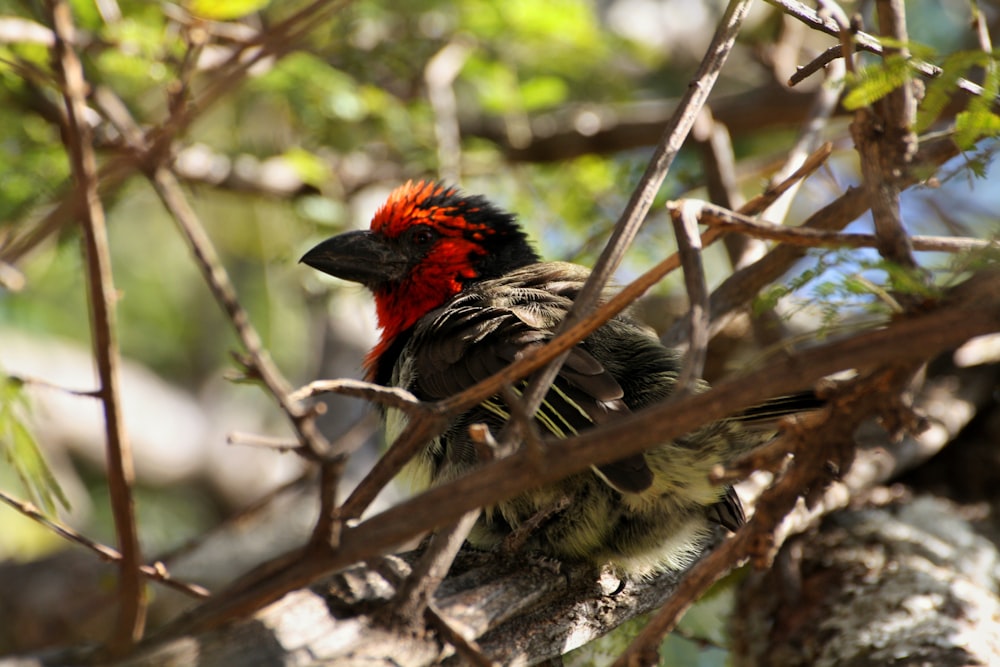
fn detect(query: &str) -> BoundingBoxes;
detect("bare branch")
[48,0,145,652]
[772,0,991,99]
[290,379,424,415]
[665,136,960,349]
[692,108,761,270]
[339,413,449,520]
[99,82,349,562]
[671,200,710,392]
[680,200,997,253]
[764,60,845,227]
[788,43,844,86]
[0,490,209,599]
[511,0,756,441]
[386,511,481,631]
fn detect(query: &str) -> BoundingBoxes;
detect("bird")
[301,180,774,577]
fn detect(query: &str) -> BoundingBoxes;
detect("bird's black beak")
[300,230,407,288]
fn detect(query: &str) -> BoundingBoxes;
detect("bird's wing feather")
[408,271,654,493]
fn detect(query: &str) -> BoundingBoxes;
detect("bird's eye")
[407,226,437,246]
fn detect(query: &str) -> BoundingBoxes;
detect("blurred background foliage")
[0,0,998,662]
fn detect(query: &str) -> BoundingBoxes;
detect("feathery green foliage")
[0,373,69,515]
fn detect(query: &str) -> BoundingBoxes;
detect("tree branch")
[48,0,145,654]
[0,490,209,600]
[511,0,756,441]
[672,199,996,253]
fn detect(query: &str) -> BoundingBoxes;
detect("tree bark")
[732,495,1000,667]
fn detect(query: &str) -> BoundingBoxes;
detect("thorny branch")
[48,0,145,655]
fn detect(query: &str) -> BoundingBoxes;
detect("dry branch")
[512,0,756,450]
[0,491,208,600]
[671,200,710,391]
[674,200,996,253]
[662,135,961,350]
[48,0,145,653]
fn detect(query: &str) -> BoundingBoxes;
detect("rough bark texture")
[732,495,1000,667]
[4,544,707,667]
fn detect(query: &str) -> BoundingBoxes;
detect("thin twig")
[692,108,758,270]
[671,200,710,393]
[499,384,546,460]
[98,85,346,555]
[48,0,146,653]
[788,43,844,86]
[768,0,981,94]
[972,0,994,54]
[227,432,301,451]
[511,0,757,440]
[310,458,347,549]
[387,510,481,628]
[677,200,997,253]
[1,1,352,266]
[0,490,209,599]
[289,379,425,415]
[663,136,959,349]
[7,373,100,398]
[338,412,448,520]
[817,0,856,74]
[764,60,845,227]
[738,61,844,350]
[147,163,347,552]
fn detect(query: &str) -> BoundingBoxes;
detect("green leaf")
[0,375,70,514]
[916,49,988,133]
[955,109,1000,151]
[842,56,911,110]
[188,0,270,21]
